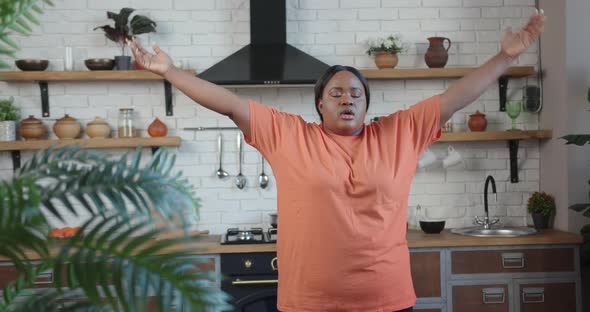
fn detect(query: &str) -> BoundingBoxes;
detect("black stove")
[221,227,277,245]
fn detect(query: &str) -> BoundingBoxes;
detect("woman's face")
[318,71,367,136]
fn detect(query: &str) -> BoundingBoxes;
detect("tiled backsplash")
[0,0,540,233]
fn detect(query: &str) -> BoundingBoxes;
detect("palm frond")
[52,214,229,312]
[18,146,198,229]
[0,0,53,68]
[561,134,590,146]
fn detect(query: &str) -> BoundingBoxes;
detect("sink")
[451,226,537,237]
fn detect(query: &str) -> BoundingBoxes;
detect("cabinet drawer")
[410,251,441,298]
[519,282,576,312]
[451,248,574,274]
[415,309,441,312]
[452,284,509,312]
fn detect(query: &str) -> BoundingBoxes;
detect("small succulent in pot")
[94,7,157,69]
[0,97,20,122]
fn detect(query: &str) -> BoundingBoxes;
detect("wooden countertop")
[0,229,582,261]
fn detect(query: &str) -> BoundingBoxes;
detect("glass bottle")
[118,108,136,138]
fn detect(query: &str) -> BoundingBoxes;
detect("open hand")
[501,9,545,58]
[128,38,173,76]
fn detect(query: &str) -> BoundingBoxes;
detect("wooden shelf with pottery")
[0,70,194,81]
[0,136,181,152]
[439,130,552,142]
[359,66,534,80]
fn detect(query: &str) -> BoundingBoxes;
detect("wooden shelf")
[0,70,195,81]
[360,66,534,80]
[439,130,552,142]
[0,136,181,152]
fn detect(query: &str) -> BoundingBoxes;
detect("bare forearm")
[440,52,515,124]
[163,67,246,117]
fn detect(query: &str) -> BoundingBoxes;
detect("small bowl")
[15,59,49,71]
[419,220,446,234]
[85,58,115,71]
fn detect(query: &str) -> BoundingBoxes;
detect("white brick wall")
[0,0,541,233]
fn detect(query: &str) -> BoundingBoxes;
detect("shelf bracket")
[39,81,50,117]
[151,146,159,155]
[498,76,508,112]
[164,80,173,116]
[11,150,21,172]
[508,139,519,183]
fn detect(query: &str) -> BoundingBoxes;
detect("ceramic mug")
[418,148,438,168]
[442,145,463,168]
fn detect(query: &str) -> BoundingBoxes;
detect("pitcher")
[425,37,451,68]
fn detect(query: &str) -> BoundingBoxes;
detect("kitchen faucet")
[475,175,499,229]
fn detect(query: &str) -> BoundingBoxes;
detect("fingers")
[152,42,163,54]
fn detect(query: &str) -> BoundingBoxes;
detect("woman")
[130,10,544,312]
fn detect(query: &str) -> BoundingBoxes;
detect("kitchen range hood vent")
[197,0,330,85]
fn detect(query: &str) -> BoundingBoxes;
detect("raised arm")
[439,10,545,128]
[129,39,251,138]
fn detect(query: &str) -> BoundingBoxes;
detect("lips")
[340,109,355,120]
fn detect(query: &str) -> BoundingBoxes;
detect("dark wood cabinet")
[519,282,576,312]
[452,284,509,312]
[410,251,441,298]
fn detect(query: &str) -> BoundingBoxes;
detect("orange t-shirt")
[245,95,441,312]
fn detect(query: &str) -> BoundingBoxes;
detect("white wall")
[0,0,543,234]
[540,0,590,233]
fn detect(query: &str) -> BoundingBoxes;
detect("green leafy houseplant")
[527,191,556,216]
[365,35,405,56]
[0,146,229,311]
[0,97,20,121]
[93,8,157,57]
[0,0,54,69]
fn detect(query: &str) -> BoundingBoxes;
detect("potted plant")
[527,191,556,230]
[0,146,229,311]
[366,35,405,69]
[0,97,20,141]
[94,7,157,70]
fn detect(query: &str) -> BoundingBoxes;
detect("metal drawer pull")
[501,252,525,268]
[33,270,54,284]
[231,279,278,285]
[271,257,278,271]
[522,287,545,303]
[482,288,505,304]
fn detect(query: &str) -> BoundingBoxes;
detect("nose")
[339,93,354,105]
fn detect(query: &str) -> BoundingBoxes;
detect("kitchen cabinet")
[447,245,581,312]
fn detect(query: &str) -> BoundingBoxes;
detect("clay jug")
[468,111,487,132]
[53,114,81,139]
[86,116,111,138]
[374,52,398,69]
[148,117,168,137]
[425,37,451,68]
[19,115,46,140]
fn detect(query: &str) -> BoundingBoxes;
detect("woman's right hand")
[129,38,173,76]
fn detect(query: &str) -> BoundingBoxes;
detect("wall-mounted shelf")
[0,136,181,170]
[438,130,552,183]
[0,70,195,117]
[360,66,536,112]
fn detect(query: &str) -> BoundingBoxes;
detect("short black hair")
[314,65,370,122]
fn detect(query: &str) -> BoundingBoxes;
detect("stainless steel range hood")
[197,0,330,86]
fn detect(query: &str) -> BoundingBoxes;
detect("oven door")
[222,274,278,312]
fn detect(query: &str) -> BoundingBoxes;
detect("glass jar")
[118,108,136,138]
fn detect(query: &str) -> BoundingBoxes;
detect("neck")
[322,124,364,136]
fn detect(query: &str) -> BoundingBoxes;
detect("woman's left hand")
[501,9,546,58]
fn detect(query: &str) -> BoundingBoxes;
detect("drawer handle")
[271,257,278,271]
[232,279,278,285]
[522,287,545,303]
[501,252,525,269]
[33,269,54,285]
[482,288,505,304]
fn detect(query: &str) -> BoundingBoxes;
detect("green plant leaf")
[561,134,590,146]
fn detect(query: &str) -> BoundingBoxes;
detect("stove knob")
[244,259,253,269]
[271,257,278,271]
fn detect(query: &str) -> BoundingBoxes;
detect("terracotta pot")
[86,116,111,138]
[19,115,46,140]
[148,117,168,137]
[374,52,398,69]
[468,110,487,132]
[425,37,451,68]
[53,114,81,139]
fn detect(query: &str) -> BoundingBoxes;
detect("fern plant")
[0,0,54,69]
[0,146,229,311]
